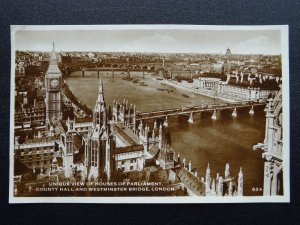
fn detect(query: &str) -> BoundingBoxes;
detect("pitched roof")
[178,168,205,196]
[148,145,160,158]
[113,122,141,145]
[115,144,144,154]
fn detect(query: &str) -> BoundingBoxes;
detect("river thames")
[65,71,265,196]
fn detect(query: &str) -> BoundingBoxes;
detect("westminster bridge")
[136,101,267,124]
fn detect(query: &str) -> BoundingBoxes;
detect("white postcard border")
[9,24,290,203]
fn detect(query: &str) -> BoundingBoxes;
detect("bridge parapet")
[136,102,266,120]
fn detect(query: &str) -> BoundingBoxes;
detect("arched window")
[91,140,98,167]
[66,134,74,155]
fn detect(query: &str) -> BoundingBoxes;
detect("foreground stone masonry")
[253,87,283,196]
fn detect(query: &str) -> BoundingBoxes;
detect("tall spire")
[206,163,211,175]
[152,129,155,139]
[93,77,106,127]
[239,167,243,178]
[238,167,244,196]
[158,123,163,149]
[225,163,230,179]
[50,41,57,65]
[205,163,211,193]
[217,176,223,196]
[154,119,157,129]
[97,78,104,103]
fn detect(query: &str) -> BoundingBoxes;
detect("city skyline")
[14,27,282,55]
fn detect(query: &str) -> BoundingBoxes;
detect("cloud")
[120,33,179,52]
[235,35,280,54]
[14,29,282,54]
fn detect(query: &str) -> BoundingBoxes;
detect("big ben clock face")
[50,79,59,88]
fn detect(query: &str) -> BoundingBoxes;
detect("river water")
[65,71,265,196]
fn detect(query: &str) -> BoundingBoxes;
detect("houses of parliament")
[14,43,248,197]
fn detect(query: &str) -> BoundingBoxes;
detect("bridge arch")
[104,63,111,67]
[126,65,133,69]
[112,64,119,68]
[133,65,142,70]
[118,64,123,68]
[149,66,155,71]
[142,65,148,70]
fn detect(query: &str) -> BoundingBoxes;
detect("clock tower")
[45,42,62,121]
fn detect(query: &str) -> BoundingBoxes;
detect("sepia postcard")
[9,25,289,203]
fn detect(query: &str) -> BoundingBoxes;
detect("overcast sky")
[14,27,282,54]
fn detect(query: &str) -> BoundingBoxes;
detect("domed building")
[225,46,231,56]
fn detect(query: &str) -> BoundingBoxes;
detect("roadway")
[136,100,267,120]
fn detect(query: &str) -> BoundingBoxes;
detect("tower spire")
[225,163,230,179]
[97,78,104,103]
[50,42,57,64]
[206,162,211,193]
[206,163,211,175]
[238,167,243,196]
